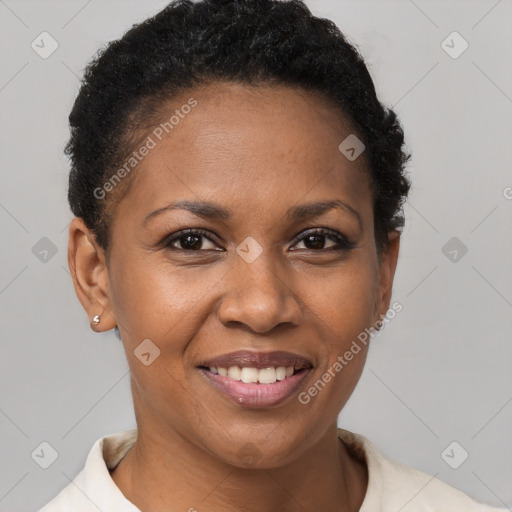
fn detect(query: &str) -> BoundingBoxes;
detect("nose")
[217,251,303,334]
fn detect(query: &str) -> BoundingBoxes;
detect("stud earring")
[92,315,101,325]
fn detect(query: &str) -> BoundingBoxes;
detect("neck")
[110,421,367,512]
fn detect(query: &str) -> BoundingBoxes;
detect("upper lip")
[198,350,314,370]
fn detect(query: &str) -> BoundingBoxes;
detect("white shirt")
[38,428,507,511]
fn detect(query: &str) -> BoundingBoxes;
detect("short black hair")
[66,0,411,256]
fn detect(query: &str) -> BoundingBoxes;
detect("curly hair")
[66,0,411,256]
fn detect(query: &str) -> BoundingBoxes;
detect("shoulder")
[37,429,139,512]
[338,428,508,512]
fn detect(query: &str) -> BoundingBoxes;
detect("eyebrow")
[143,199,362,227]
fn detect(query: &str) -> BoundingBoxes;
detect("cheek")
[108,258,213,428]
[298,254,379,342]
[295,255,379,405]
[108,255,226,346]
[330,272,377,341]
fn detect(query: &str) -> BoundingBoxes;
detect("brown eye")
[163,229,221,251]
[297,233,337,250]
[291,228,354,252]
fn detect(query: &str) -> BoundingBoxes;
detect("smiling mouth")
[197,350,313,408]
[198,366,312,408]
[199,365,307,384]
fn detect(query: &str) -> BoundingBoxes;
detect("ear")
[68,217,117,332]
[373,230,401,324]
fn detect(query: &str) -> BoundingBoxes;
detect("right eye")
[162,229,223,252]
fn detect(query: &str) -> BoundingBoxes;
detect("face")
[71,82,399,468]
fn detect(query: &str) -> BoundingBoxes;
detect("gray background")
[0,0,511,510]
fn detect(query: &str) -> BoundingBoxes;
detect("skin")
[68,82,400,512]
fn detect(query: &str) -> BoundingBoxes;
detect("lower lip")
[199,368,311,409]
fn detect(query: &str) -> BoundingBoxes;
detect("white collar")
[38,427,504,511]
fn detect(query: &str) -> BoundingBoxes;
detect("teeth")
[258,368,276,384]
[208,365,298,384]
[228,366,241,380]
[276,367,287,381]
[240,367,258,383]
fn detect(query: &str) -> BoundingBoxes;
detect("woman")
[38,0,506,510]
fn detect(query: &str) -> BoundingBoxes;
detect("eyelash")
[161,228,355,252]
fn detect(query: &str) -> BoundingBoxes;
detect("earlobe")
[374,231,401,323]
[68,218,117,332]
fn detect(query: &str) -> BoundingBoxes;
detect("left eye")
[291,228,352,251]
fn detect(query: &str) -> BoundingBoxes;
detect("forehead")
[113,82,372,224]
